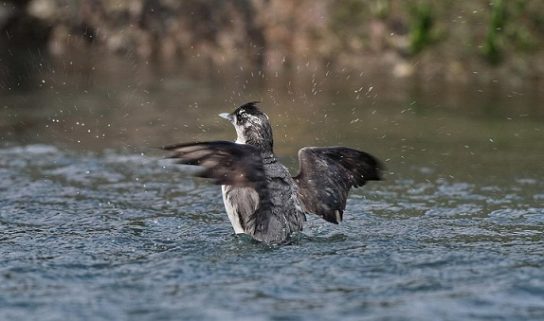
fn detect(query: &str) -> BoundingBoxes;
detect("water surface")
[1,57,543,320]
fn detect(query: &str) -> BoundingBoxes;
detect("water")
[1,56,543,320]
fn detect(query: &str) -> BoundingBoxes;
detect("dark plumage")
[163,102,382,244]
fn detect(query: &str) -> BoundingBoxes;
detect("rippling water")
[1,143,542,321]
[1,57,544,320]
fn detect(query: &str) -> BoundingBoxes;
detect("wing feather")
[163,141,272,237]
[293,147,382,224]
[163,141,265,186]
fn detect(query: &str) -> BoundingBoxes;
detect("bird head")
[219,102,273,154]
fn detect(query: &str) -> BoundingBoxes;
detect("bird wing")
[293,147,382,224]
[163,141,272,235]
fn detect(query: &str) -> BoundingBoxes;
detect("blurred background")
[0,1,542,140]
[1,0,543,177]
[3,0,544,78]
[1,0,543,173]
[1,2,544,321]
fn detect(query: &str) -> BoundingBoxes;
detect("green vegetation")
[483,0,543,64]
[408,2,435,54]
[483,0,506,65]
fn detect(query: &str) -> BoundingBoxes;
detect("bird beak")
[219,112,234,123]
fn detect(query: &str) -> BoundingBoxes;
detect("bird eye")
[237,110,247,118]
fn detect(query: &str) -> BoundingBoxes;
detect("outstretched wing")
[293,147,382,224]
[162,141,272,236]
[163,141,266,186]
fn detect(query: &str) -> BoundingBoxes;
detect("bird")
[163,102,382,244]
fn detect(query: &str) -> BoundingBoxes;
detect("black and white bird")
[163,102,382,244]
